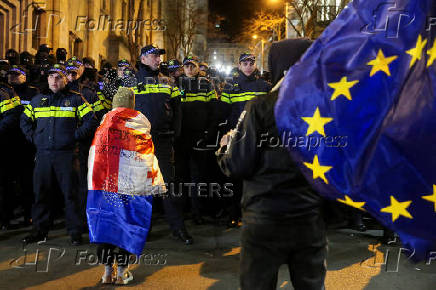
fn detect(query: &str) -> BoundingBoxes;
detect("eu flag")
[275,0,436,261]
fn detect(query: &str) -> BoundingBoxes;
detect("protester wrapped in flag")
[87,87,166,257]
[275,0,436,261]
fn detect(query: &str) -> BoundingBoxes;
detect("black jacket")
[20,87,98,152]
[178,74,219,147]
[0,83,19,141]
[217,92,322,223]
[221,70,271,129]
[134,63,181,136]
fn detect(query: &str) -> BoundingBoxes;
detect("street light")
[268,0,296,38]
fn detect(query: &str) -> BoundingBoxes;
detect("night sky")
[209,0,281,40]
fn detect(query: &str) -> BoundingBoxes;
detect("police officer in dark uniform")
[21,64,98,245]
[134,45,193,245]
[220,52,271,227]
[221,52,271,130]
[65,58,104,228]
[217,39,326,290]
[117,59,137,88]
[66,57,105,119]
[177,56,219,224]
[7,66,39,226]
[0,81,20,229]
[168,59,183,87]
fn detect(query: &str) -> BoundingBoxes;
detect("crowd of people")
[0,42,384,287]
[0,43,275,242]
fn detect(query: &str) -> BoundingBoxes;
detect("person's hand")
[220,130,234,147]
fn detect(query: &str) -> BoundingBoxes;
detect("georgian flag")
[87,107,165,256]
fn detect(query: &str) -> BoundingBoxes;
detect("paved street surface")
[1,216,435,289]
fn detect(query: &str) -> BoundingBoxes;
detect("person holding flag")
[275,0,436,262]
[87,87,166,285]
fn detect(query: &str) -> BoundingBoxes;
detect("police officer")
[168,59,183,86]
[177,56,219,224]
[221,52,271,130]
[0,81,20,229]
[65,58,104,228]
[134,45,193,245]
[117,59,136,88]
[21,64,98,245]
[220,52,271,227]
[66,57,104,119]
[8,66,39,225]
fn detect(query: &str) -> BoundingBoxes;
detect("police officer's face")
[8,73,26,85]
[184,63,199,77]
[67,71,78,82]
[141,54,161,71]
[239,60,256,77]
[48,73,67,93]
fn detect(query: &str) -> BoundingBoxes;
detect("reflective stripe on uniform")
[23,104,35,121]
[34,106,77,118]
[11,96,21,107]
[77,102,92,118]
[0,98,15,113]
[181,93,210,103]
[207,90,218,100]
[171,87,181,98]
[223,91,268,103]
[133,84,172,95]
[97,92,112,110]
[220,93,231,104]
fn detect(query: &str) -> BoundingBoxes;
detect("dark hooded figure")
[216,38,327,290]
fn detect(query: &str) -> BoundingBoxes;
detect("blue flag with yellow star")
[275,0,436,261]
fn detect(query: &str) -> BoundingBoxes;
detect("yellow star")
[406,35,427,68]
[303,155,332,184]
[422,184,436,212]
[380,196,413,222]
[328,77,359,101]
[301,107,333,137]
[337,195,366,210]
[367,49,398,77]
[427,39,436,67]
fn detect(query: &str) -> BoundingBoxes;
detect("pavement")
[0,216,435,290]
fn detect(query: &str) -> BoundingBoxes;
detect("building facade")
[0,0,168,68]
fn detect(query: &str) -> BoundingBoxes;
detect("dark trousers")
[31,151,82,235]
[78,142,92,226]
[17,156,35,221]
[154,135,185,232]
[97,243,132,266]
[0,162,14,225]
[240,215,327,290]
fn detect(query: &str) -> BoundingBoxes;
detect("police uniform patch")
[40,97,48,106]
[64,100,71,106]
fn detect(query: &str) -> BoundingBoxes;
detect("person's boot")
[22,230,47,244]
[172,229,194,245]
[71,233,83,246]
